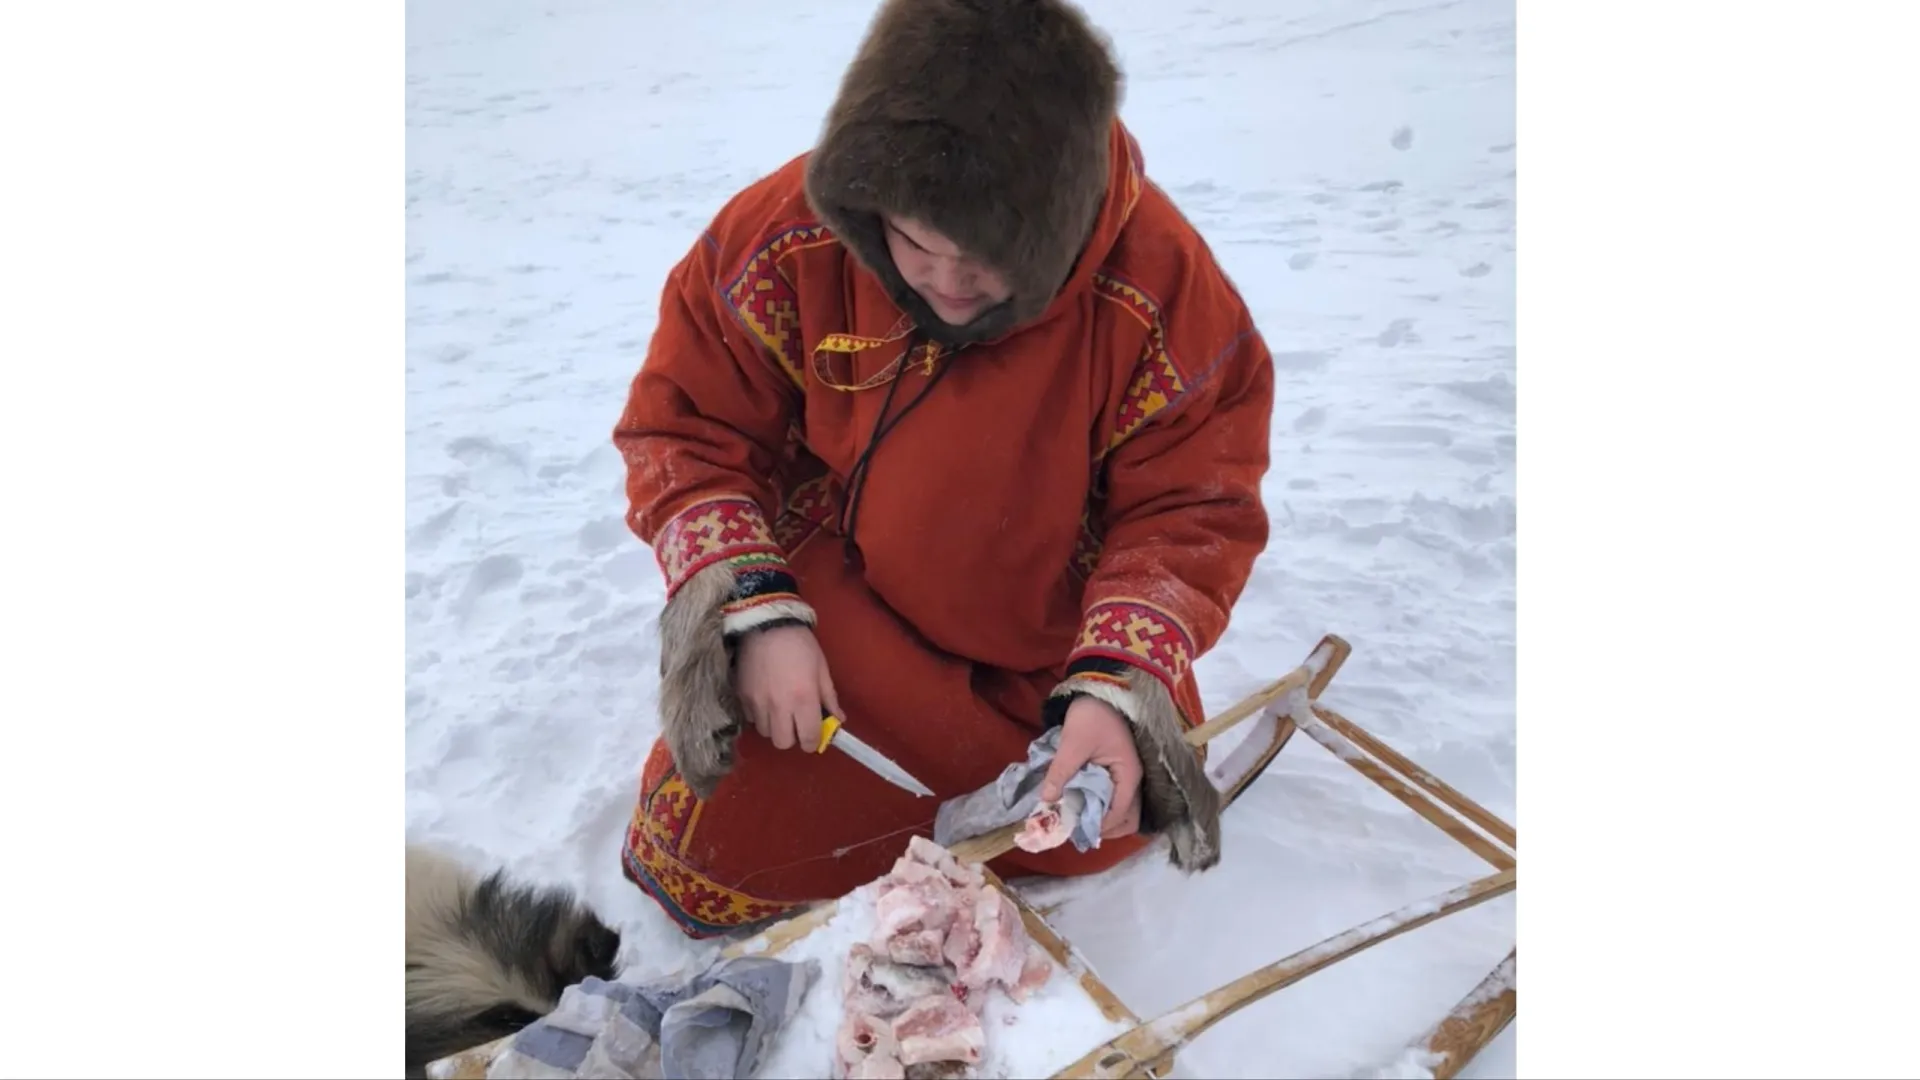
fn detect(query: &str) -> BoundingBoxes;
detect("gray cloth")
[486,956,820,1080]
[932,725,1115,852]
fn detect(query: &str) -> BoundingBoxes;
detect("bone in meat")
[837,1012,906,1080]
[1013,790,1086,853]
[891,994,986,1067]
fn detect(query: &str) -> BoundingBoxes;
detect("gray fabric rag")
[485,955,820,1080]
[932,725,1115,852]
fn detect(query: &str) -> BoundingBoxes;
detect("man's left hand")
[1040,694,1145,840]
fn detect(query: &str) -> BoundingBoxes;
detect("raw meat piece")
[837,838,1053,1078]
[1008,942,1053,1003]
[953,885,1027,997]
[1013,791,1085,854]
[892,994,986,1067]
[941,910,980,983]
[878,926,947,968]
[845,943,954,1019]
[872,861,961,966]
[837,1012,905,1080]
[904,835,985,889]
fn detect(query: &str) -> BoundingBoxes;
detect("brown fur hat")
[805,0,1124,344]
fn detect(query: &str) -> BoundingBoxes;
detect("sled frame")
[424,634,1517,1080]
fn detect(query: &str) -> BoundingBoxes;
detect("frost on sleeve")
[1050,283,1276,728]
[611,231,814,635]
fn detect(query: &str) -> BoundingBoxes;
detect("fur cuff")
[657,557,817,801]
[658,562,746,801]
[1044,663,1223,872]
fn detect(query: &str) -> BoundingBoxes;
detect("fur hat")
[805,0,1124,344]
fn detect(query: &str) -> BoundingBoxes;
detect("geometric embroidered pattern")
[653,496,785,597]
[1068,597,1196,695]
[770,471,842,557]
[722,224,837,390]
[621,768,801,940]
[1092,272,1186,456]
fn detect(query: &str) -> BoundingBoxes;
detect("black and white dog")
[405,845,622,1077]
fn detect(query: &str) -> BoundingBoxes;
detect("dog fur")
[1047,667,1225,871]
[404,845,622,1078]
[805,0,1124,344]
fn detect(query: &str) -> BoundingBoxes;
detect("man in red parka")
[611,0,1277,939]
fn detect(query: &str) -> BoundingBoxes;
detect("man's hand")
[735,624,843,753]
[1040,695,1145,840]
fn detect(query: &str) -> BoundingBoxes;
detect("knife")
[816,713,936,798]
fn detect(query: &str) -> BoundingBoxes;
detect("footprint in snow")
[451,554,524,622]
[576,516,630,556]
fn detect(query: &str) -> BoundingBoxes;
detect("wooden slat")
[1291,706,1515,872]
[1421,950,1517,1080]
[1314,705,1516,851]
[1048,868,1518,1079]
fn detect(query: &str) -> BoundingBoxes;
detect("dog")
[405,844,623,1078]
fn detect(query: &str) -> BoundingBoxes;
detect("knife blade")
[817,714,936,798]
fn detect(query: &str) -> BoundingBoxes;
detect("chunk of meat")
[845,943,954,1019]
[904,835,985,889]
[872,863,961,966]
[941,909,980,981]
[839,837,1054,1077]
[952,885,1028,996]
[837,1012,905,1080]
[1008,942,1054,1003]
[892,994,986,1067]
[1014,790,1085,853]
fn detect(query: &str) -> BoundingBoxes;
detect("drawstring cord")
[837,334,959,561]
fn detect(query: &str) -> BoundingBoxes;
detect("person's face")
[882,215,1013,327]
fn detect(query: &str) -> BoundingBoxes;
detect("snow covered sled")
[425,635,1517,1079]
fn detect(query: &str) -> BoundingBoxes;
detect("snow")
[406,0,1516,1077]
[751,877,1135,1079]
[1349,1047,1446,1080]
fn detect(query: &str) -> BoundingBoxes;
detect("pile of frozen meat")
[836,837,1056,1079]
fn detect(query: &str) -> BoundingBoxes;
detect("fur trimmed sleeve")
[1043,288,1276,870]
[612,231,815,641]
[612,228,815,799]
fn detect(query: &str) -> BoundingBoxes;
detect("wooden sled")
[426,635,1517,1080]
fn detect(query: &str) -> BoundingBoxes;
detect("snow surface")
[405,0,1517,1077]
[751,878,1136,1079]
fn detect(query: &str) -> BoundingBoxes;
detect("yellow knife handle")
[816,713,841,754]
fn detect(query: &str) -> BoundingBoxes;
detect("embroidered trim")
[1091,272,1189,458]
[771,471,842,559]
[652,497,785,598]
[719,224,837,390]
[621,769,802,939]
[1068,598,1197,698]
